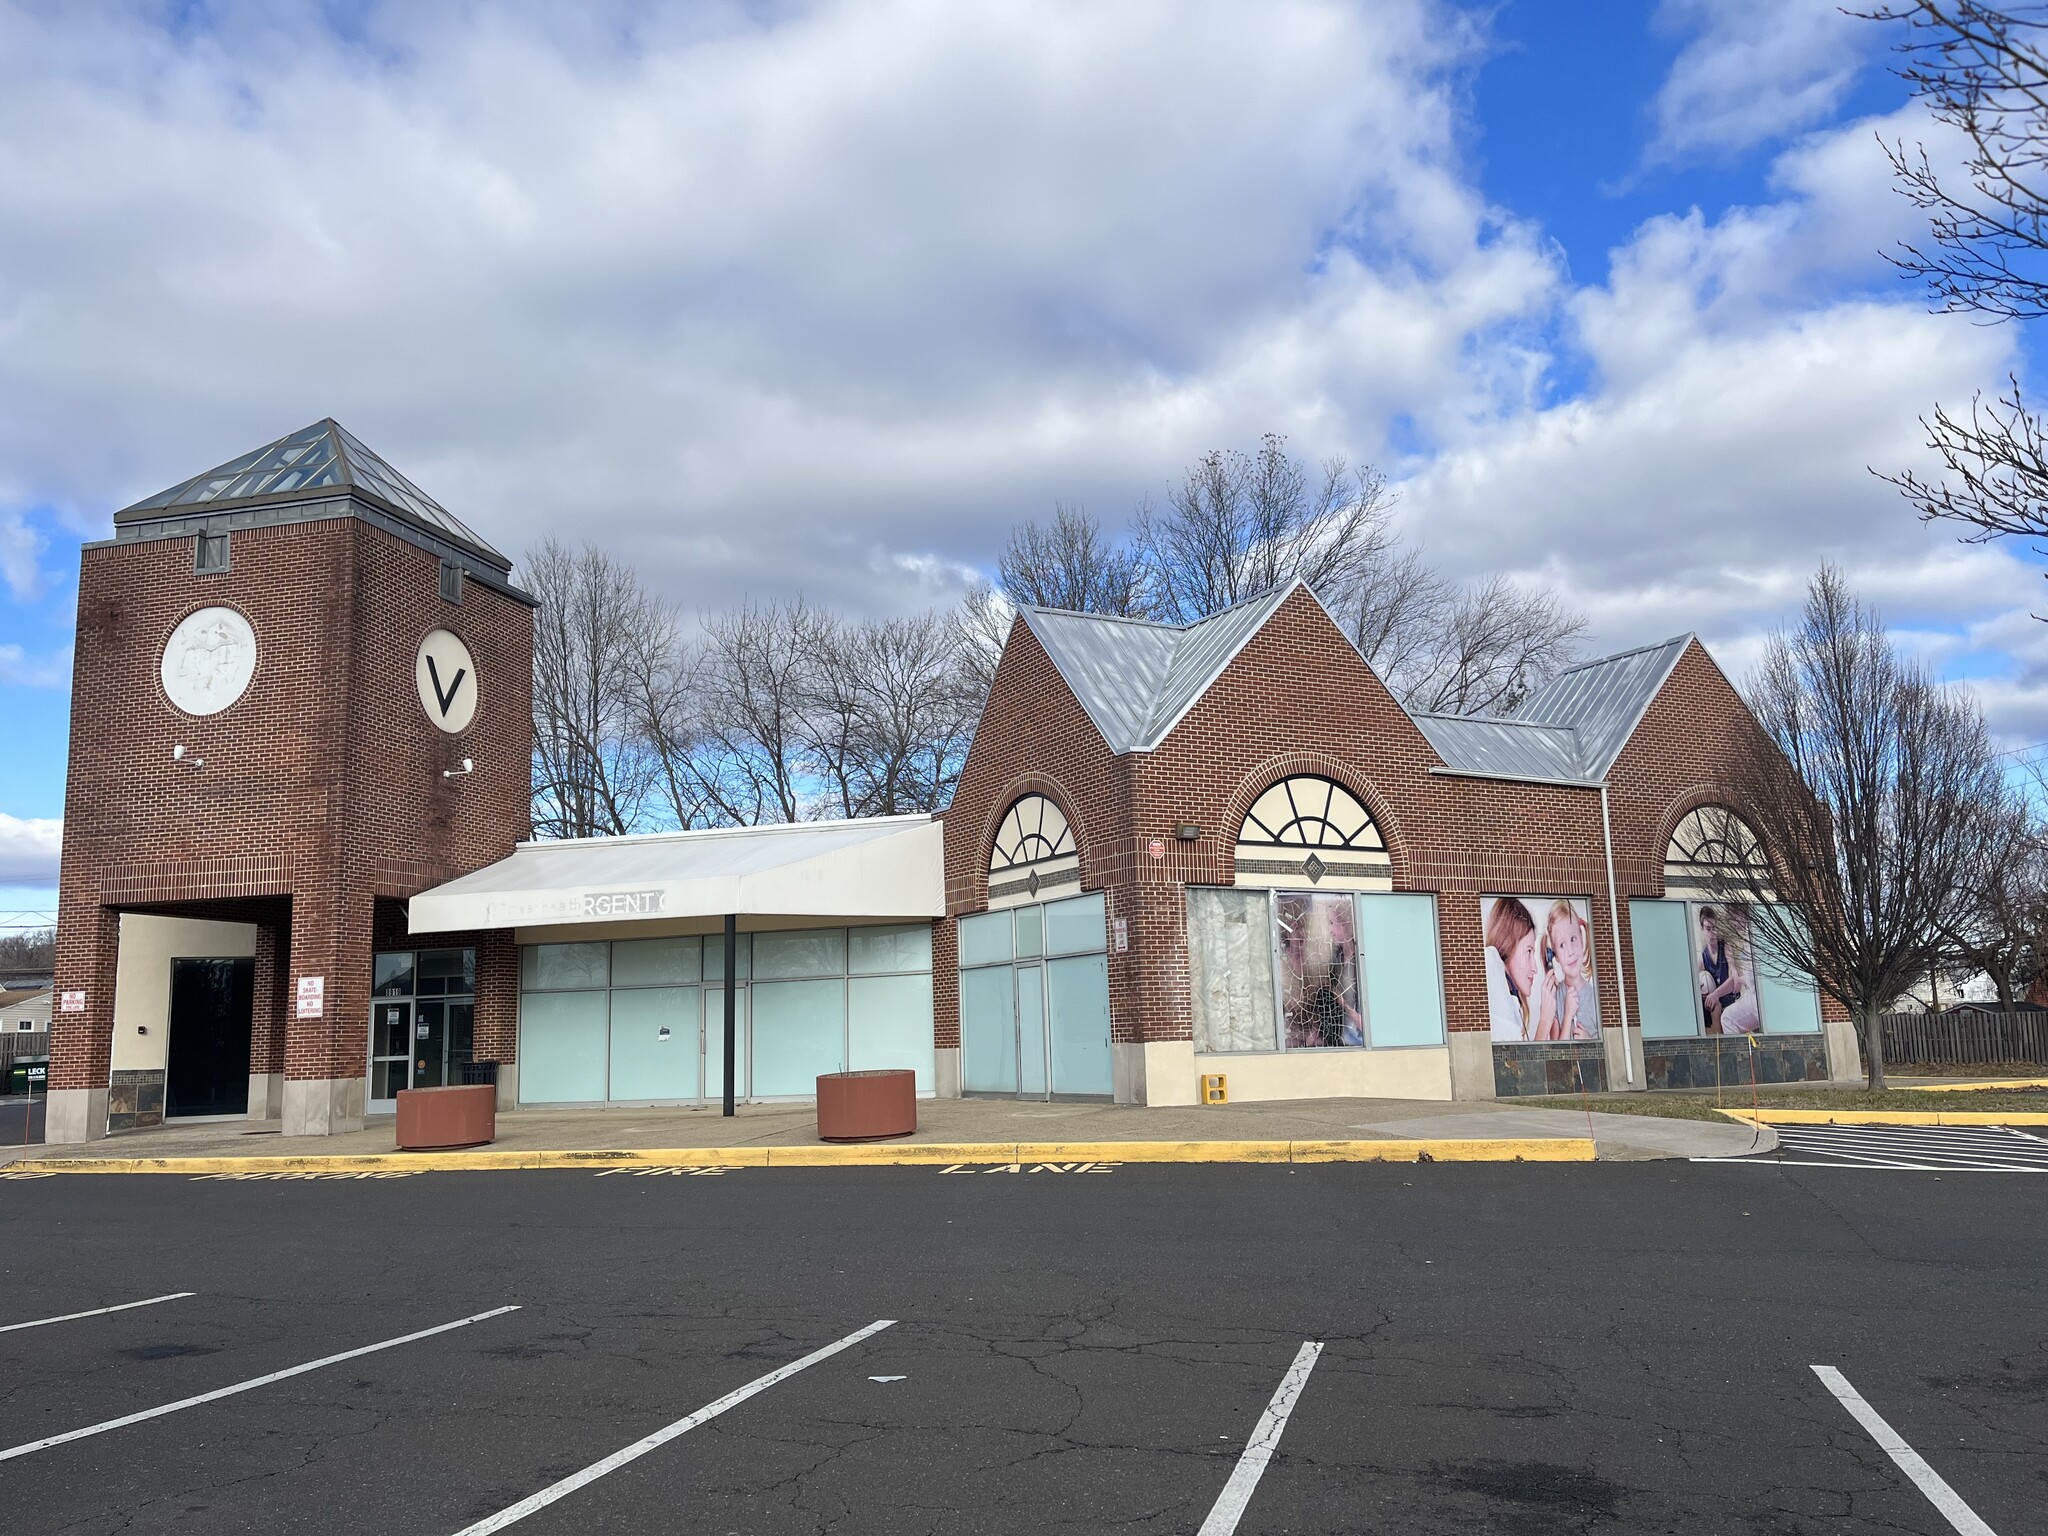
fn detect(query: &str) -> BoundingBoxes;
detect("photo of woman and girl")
[1483,895,1601,1042]
[1276,891,1365,1048]
[1691,903,1762,1034]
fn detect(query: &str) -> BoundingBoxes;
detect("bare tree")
[1374,575,1588,716]
[1707,568,2003,1088]
[527,537,666,839]
[691,599,823,825]
[997,501,1153,617]
[1133,434,1397,623]
[1866,5,2048,548]
[806,613,979,818]
[953,579,1016,697]
[1938,775,2048,1006]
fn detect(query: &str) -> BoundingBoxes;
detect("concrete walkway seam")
[5,1136,1597,1176]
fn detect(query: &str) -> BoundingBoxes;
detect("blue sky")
[0,0,2040,920]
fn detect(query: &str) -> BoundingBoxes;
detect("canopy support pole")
[722,914,738,1116]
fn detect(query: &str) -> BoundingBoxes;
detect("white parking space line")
[0,1292,194,1335]
[0,1305,520,1464]
[1196,1341,1323,1536]
[449,1318,897,1536]
[1812,1366,2000,1536]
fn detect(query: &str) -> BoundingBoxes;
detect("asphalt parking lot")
[1,1161,2041,1535]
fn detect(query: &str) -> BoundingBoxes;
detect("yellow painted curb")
[2,1136,1596,1175]
[1902,1077,2048,1093]
[1724,1108,2048,1127]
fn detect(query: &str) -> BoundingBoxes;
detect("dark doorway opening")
[166,957,253,1118]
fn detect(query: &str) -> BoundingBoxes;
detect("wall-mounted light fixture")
[172,744,203,770]
[442,757,475,779]
[1174,825,1202,842]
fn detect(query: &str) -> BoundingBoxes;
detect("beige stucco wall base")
[43,1086,108,1144]
[283,1077,366,1137]
[1823,1018,1863,1083]
[934,1047,961,1099]
[1137,1040,1198,1106]
[1602,1027,1645,1092]
[247,1072,283,1119]
[1447,1031,1495,1100]
[494,1063,520,1112]
[1193,1046,1452,1104]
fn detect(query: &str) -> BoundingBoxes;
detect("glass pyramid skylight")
[119,419,502,564]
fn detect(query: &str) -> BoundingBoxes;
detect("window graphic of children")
[1542,900,1600,1040]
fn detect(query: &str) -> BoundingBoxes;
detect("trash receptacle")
[815,1069,916,1141]
[459,1060,499,1087]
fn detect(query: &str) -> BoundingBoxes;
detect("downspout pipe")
[1599,782,1636,1087]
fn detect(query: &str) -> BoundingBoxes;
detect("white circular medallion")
[416,628,478,733]
[160,606,257,717]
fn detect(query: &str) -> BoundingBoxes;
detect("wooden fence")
[1870,1010,2048,1067]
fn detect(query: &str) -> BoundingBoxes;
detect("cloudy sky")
[0,0,2042,915]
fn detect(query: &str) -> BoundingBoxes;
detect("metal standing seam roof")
[1015,581,1696,786]
[1508,635,1693,779]
[1405,713,1589,782]
[1018,587,1293,755]
[116,418,510,571]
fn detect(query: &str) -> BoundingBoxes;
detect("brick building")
[46,428,1852,1143]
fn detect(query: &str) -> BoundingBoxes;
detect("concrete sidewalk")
[0,1092,1769,1166]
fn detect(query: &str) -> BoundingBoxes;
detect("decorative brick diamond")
[1303,853,1325,883]
[1027,870,1041,897]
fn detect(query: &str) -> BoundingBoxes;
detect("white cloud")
[0,0,1555,615]
[0,814,61,886]
[0,644,72,689]
[1650,0,1873,160]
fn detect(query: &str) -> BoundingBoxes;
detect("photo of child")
[1482,895,1601,1042]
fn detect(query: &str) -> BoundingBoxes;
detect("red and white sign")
[295,975,326,1020]
[59,990,85,1014]
[1147,838,1166,861]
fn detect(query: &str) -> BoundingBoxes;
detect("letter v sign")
[426,655,467,717]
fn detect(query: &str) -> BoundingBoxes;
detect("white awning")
[408,815,944,934]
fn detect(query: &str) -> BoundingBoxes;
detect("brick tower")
[47,421,534,1141]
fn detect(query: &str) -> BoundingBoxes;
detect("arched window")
[1664,806,1769,897]
[987,793,1080,909]
[1233,775,1392,891]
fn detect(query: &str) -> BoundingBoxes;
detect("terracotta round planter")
[816,1069,917,1141]
[396,1083,497,1150]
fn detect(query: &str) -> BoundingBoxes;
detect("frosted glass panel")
[1048,954,1112,1095]
[518,990,607,1103]
[750,978,845,1095]
[1045,894,1107,954]
[1630,900,1700,1038]
[849,974,935,1091]
[608,987,699,1101]
[1356,893,1445,1047]
[1018,965,1047,1095]
[959,911,1012,967]
[850,924,932,975]
[611,937,700,987]
[1755,909,1823,1034]
[522,943,608,991]
[755,929,847,979]
[1187,888,1277,1053]
[703,933,753,981]
[960,966,1017,1093]
[1014,905,1044,959]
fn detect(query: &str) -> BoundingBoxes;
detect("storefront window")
[1188,888,1444,1054]
[1277,892,1364,1048]
[1629,898,1824,1037]
[516,925,935,1103]
[958,895,1112,1098]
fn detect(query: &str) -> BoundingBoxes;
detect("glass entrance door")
[704,985,751,1103]
[370,1001,411,1105]
[1016,963,1048,1098]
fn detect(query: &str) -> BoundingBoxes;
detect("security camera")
[172,744,203,769]
[442,757,475,779]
